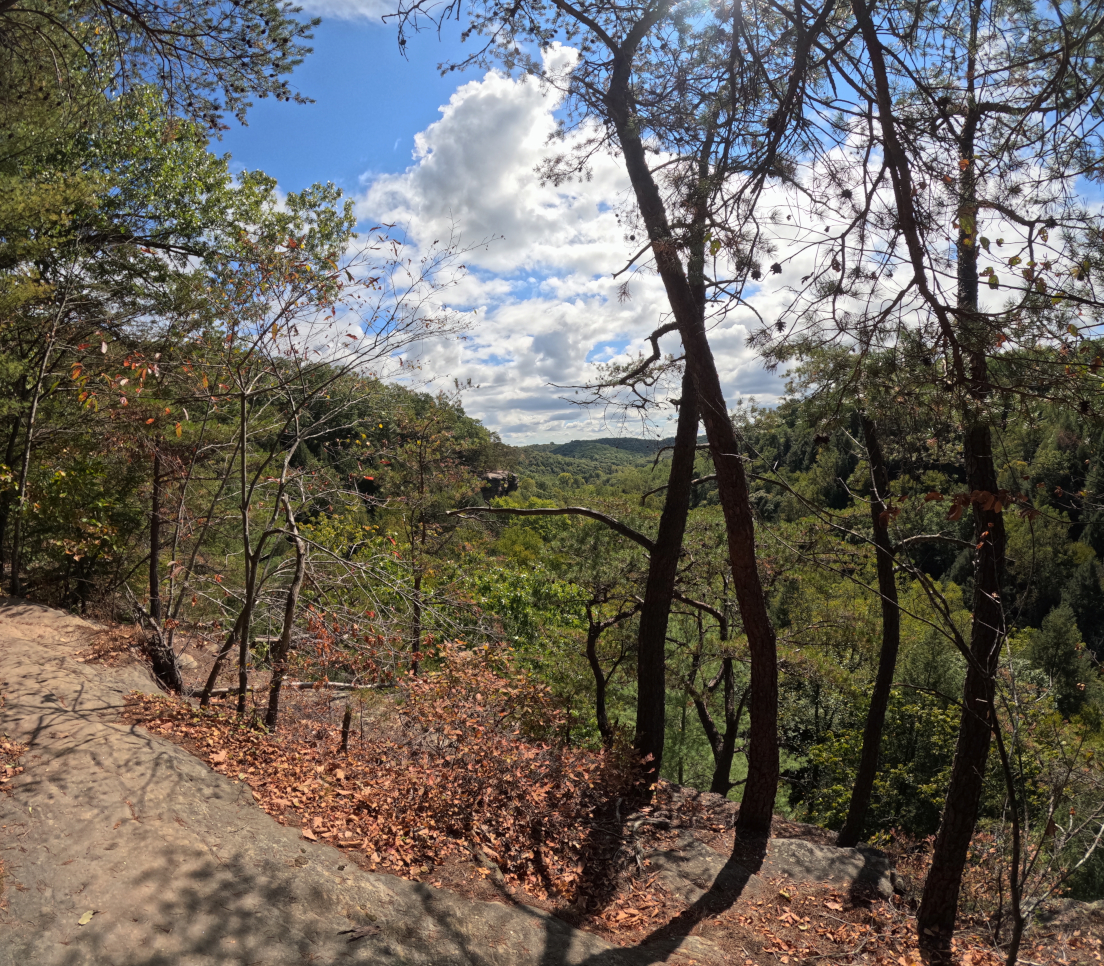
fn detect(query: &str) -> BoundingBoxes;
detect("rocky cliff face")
[480,471,519,501]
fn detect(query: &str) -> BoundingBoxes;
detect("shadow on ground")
[0,599,895,966]
[0,600,715,966]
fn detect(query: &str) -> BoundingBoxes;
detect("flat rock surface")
[0,599,714,966]
[645,832,897,906]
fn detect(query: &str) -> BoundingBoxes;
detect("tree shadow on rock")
[541,833,769,966]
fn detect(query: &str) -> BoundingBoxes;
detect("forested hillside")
[3,0,1104,960]
[506,409,1104,892]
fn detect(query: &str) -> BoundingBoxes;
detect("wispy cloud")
[298,0,393,22]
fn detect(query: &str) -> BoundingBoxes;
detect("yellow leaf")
[78,910,94,925]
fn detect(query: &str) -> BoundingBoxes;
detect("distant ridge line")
[518,436,710,456]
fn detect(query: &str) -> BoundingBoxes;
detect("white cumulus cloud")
[356,49,783,442]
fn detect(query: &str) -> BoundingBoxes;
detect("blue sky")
[219,19,475,193]
[212,7,1083,445]
[215,9,780,443]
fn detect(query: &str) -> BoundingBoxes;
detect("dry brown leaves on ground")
[120,646,1101,963]
[0,727,27,899]
[0,735,25,789]
[125,644,639,905]
[75,625,145,667]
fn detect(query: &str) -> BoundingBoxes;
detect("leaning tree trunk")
[265,500,307,731]
[690,655,747,795]
[837,413,901,847]
[144,615,184,693]
[635,368,699,783]
[607,72,779,838]
[918,82,1007,961]
[128,590,183,693]
[200,608,247,707]
[10,327,56,597]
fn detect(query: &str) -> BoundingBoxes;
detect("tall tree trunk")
[236,395,255,716]
[265,499,307,731]
[710,661,744,795]
[0,415,21,591]
[197,430,252,709]
[918,40,1007,957]
[149,449,162,621]
[607,78,779,837]
[847,0,1005,950]
[917,421,1005,960]
[676,691,688,785]
[837,413,901,847]
[236,560,257,716]
[635,368,699,782]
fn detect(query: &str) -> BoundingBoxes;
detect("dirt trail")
[0,599,718,966]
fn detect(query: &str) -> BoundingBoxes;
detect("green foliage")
[0,0,316,127]
[800,689,961,836]
[1021,604,1103,718]
[494,525,544,566]
[3,42,1104,870]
